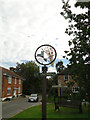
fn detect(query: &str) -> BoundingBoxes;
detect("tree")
[56,61,65,73]
[47,75,58,97]
[15,61,42,95]
[61,0,90,99]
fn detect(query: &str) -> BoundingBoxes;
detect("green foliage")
[72,93,81,100]
[47,75,58,97]
[56,61,65,73]
[67,81,75,87]
[15,61,42,95]
[71,92,88,101]
[62,88,72,99]
[46,96,54,103]
[61,0,90,99]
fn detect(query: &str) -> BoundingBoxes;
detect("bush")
[46,96,54,103]
[72,93,88,101]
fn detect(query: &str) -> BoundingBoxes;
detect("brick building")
[57,68,79,96]
[0,67,23,101]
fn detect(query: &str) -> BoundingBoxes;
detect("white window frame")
[72,86,79,93]
[7,88,11,95]
[19,79,21,84]
[8,77,12,84]
[14,78,17,84]
[64,75,69,81]
[18,87,21,93]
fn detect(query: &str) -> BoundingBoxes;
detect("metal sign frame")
[35,44,57,65]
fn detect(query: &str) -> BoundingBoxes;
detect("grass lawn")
[9,103,88,119]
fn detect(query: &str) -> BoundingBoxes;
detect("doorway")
[13,88,17,97]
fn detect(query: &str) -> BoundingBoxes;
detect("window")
[19,79,21,84]
[64,75,69,81]
[14,78,17,84]
[8,77,12,84]
[18,87,20,93]
[72,86,79,93]
[7,88,11,95]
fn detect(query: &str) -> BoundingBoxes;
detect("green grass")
[9,103,88,119]
[46,96,54,103]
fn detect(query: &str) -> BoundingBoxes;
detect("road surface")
[2,97,41,119]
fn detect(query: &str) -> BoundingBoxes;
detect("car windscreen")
[30,94,37,97]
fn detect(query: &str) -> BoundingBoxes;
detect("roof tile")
[0,67,23,79]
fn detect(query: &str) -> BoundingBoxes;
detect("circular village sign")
[35,44,57,120]
[35,44,57,66]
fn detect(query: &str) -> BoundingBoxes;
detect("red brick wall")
[2,75,22,99]
[16,78,22,95]
[2,75,8,98]
[57,75,78,96]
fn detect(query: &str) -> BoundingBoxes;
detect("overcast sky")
[0,0,86,72]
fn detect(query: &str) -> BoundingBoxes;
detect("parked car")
[28,94,39,102]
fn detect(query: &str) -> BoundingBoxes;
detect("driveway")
[2,97,42,119]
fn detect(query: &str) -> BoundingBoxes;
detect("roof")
[0,67,23,79]
[57,68,71,75]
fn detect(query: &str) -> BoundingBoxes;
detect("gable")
[0,67,23,80]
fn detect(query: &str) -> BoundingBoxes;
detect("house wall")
[2,75,22,100]
[58,75,73,85]
[57,75,78,96]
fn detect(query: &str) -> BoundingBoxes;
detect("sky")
[0,0,87,72]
